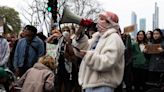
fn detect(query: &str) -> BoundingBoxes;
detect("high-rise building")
[131,12,137,38]
[152,2,159,30]
[139,18,146,31]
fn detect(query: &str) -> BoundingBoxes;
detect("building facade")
[139,18,146,31]
[131,12,137,38]
[152,2,159,30]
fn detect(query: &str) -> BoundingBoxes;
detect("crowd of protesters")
[116,28,164,92]
[0,10,164,92]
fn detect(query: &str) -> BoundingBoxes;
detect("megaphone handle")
[59,22,62,33]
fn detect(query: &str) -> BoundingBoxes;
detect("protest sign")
[46,43,58,59]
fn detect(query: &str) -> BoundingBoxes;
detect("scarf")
[96,11,120,32]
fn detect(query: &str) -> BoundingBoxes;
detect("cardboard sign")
[46,43,58,59]
[145,44,161,54]
[124,25,135,33]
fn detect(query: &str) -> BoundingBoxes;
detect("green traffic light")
[47,7,52,12]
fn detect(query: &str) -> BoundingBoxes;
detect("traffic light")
[52,0,58,22]
[47,0,53,12]
[47,0,58,22]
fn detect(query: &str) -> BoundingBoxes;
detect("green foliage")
[0,6,21,33]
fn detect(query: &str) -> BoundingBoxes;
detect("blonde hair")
[38,55,57,70]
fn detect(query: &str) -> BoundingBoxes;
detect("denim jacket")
[13,36,45,69]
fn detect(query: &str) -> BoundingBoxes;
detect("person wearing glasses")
[13,25,45,77]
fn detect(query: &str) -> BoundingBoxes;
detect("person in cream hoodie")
[78,11,125,92]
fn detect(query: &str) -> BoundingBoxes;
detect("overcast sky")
[0,0,164,31]
[97,0,164,31]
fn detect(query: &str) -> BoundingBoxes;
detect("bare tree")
[20,0,103,34]
[60,0,104,21]
[20,0,51,33]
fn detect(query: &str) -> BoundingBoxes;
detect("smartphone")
[73,46,80,52]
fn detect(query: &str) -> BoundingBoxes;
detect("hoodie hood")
[33,63,50,70]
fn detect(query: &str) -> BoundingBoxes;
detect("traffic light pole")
[47,0,58,23]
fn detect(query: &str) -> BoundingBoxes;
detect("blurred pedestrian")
[147,28,164,84]
[0,67,9,92]
[146,31,153,44]
[46,29,61,44]
[15,55,57,92]
[8,31,25,72]
[54,26,75,92]
[0,34,10,67]
[120,33,133,92]
[13,25,45,77]
[131,30,148,92]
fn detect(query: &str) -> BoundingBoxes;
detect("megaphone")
[60,7,94,27]
[60,7,82,24]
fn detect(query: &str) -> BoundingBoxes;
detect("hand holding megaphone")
[80,18,94,27]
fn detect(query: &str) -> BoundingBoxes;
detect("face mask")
[96,17,110,32]
[62,31,70,38]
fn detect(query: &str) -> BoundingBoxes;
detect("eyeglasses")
[23,29,28,32]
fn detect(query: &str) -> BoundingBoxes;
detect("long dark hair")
[136,30,147,44]
[153,28,163,38]
[147,31,153,39]
[152,28,164,43]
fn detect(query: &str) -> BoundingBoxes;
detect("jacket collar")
[33,63,50,70]
[92,28,117,39]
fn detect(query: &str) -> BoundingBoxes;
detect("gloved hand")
[80,18,94,27]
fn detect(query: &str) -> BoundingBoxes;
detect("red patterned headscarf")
[97,11,120,32]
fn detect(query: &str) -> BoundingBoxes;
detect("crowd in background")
[1,11,164,92]
[117,28,164,92]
